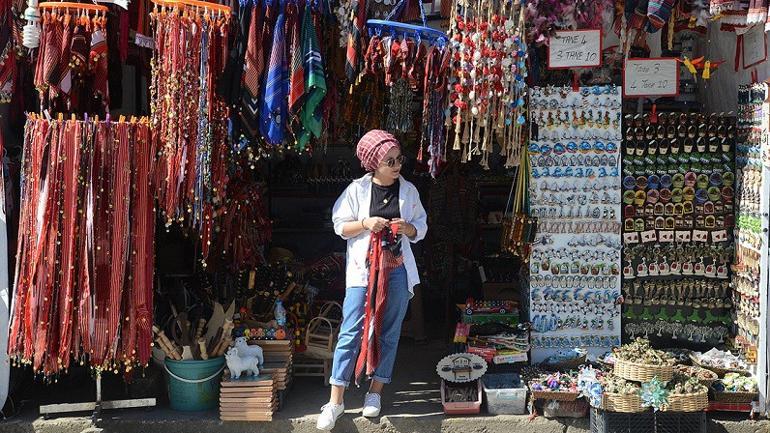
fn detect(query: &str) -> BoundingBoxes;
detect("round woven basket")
[673,365,718,388]
[530,389,580,401]
[711,391,758,404]
[664,391,708,412]
[689,355,750,378]
[600,393,646,413]
[613,358,674,383]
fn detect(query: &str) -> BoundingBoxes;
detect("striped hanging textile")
[240,0,265,141]
[9,116,156,377]
[296,6,326,151]
[88,19,110,113]
[259,5,287,146]
[287,2,304,115]
[31,11,109,113]
[150,7,230,263]
[345,0,366,83]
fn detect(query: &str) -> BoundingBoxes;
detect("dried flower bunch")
[674,365,717,382]
[615,338,675,366]
[714,373,758,393]
[668,373,707,395]
[602,375,641,395]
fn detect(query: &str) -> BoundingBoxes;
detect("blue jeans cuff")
[372,375,392,384]
[329,377,350,387]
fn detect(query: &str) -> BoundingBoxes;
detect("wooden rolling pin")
[153,325,182,360]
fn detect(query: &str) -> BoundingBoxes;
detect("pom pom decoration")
[640,377,669,411]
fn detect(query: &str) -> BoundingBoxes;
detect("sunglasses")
[382,155,405,168]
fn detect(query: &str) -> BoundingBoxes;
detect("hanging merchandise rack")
[365,0,447,43]
[37,1,108,12]
[353,0,452,177]
[150,0,231,14]
[12,114,157,421]
[33,0,111,113]
[149,0,231,264]
[446,0,529,169]
[365,21,447,44]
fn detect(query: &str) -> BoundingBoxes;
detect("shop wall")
[701,23,770,112]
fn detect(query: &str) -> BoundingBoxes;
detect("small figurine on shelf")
[225,347,261,379]
[234,336,264,367]
[275,299,287,326]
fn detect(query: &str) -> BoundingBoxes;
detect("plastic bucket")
[164,357,225,411]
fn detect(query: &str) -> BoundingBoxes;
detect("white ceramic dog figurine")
[225,347,260,379]
[234,336,264,366]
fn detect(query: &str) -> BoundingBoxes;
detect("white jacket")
[332,173,427,296]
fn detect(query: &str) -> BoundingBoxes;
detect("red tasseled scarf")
[354,225,403,385]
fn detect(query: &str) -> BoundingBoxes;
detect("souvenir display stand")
[621,112,735,350]
[3,0,770,425]
[528,85,623,362]
[736,83,770,414]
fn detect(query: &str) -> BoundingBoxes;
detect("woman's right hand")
[363,217,389,233]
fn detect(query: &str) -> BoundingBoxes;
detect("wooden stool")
[298,302,342,385]
[294,354,331,385]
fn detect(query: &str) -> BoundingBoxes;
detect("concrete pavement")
[0,340,767,433]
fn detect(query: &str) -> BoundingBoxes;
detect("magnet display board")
[623,58,679,97]
[528,86,622,363]
[548,30,602,69]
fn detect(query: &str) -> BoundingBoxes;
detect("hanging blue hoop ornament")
[366,0,447,45]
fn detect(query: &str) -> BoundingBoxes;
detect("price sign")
[623,58,679,97]
[547,30,602,69]
[743,25,767,69]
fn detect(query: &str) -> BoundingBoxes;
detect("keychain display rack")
[736,83,770,415]
[527,85,623,362]
[620,112,736,349]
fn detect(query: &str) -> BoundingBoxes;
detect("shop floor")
[0,339,766,433]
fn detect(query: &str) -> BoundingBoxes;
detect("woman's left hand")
[390,218,417,238]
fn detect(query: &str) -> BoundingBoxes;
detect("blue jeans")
[329,265,409,387]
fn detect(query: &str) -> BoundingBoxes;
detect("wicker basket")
[530,388,580,401]
[664,391,708,412]
[689,355,750,378]
[600,393,646,413]
[711,391,758,404]
[613,359,674,383]
[673,365,718,388]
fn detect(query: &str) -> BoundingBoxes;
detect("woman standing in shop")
[317,130,428,430]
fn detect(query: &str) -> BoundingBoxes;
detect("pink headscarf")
[356,130,400,172]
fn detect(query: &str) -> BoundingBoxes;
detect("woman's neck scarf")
[354,224,403,385]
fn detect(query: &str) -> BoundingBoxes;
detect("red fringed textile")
[33,13,109,114]
[354,226,403,385]
[9,117,156,376]
[150,10,230,264]
[213,176,271,271]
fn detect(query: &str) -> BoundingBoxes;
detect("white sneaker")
[362,393,381,418]
[316,402,344,431]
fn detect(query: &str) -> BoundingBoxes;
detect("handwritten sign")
[623,58,679,97]
[743,25,767,69]
[547,30,602,69]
